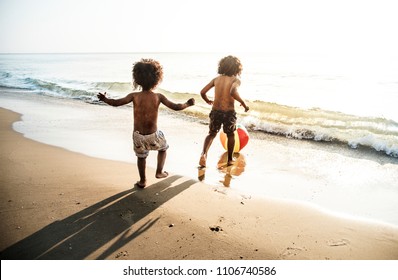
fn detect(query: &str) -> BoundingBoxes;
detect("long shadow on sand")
[0,175,196,260]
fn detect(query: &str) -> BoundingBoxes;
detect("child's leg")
[227,133,236,165]
[202,132,217,155]
[137,157,147,188]
[199,132,217,167]
[156,150,168,178]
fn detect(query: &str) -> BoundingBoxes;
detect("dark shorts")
[209,110,237,135]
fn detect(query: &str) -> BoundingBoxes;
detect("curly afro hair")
[217,55,242,77]
[132,59,163,91]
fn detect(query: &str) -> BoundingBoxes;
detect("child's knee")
[208,130,217,137]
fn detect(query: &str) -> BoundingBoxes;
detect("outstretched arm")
[159,94,195,111]
[97,92,134,107]
[200,79,215,105]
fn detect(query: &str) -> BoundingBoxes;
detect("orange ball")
[219,123,249,152]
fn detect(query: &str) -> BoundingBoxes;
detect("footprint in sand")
[119,209,135,224]
[281,246,303,258]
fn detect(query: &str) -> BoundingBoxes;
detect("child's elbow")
[169,104,183,111]
[200,90,207,97]
[176,104,186,111]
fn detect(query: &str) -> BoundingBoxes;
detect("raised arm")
[159,94,195,111]
[97,92,134,107]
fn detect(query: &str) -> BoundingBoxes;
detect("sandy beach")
[1,105,398,260]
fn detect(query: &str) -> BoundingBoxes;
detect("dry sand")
[1,108,398,260]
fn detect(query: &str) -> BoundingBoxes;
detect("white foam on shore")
[1,89,398,227]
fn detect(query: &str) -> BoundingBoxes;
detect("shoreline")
[1,107,398,260]
[1,89,398,227]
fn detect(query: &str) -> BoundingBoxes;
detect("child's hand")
[186,98,195,106]
[241,103,249,112]
[97,92,107,101]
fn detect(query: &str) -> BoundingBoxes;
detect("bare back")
[98,89,194,135]
[212,76,239,111]
[132,91,161,134]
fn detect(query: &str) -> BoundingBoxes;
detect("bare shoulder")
[126,91,139,97]
[120,92,136,102]
[156,92,167,101]
[233,77,241,85]
[213,75,225,86]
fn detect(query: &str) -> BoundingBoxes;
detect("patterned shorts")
[209,110,237,135]
[133,130,169,158]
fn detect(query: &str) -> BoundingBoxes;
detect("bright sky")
[1,0,397,55]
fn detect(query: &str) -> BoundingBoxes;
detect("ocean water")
[0,52,398,157]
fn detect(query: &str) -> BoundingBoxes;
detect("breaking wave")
[1,72,397,157]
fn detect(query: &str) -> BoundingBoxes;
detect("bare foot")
[155,171,169,179]
[135,181,146,189]
[198,167,206,181]
[227,159,236,166]
[199,154,207,167]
